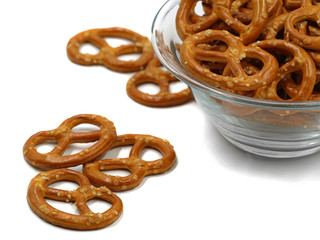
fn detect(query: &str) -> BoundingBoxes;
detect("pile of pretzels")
[24,114,176,230]
[66,27,193,107]
[177,0,320,101]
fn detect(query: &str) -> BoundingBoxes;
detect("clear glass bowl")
[151,0,320,158]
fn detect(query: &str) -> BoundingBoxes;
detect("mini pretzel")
[230,0,282,24]
[251,39,316,101]
[180,29,279,91]
[285,0,320,50]
[213,0,269,44]
[176,0,220,40]
[66,27,154,72]
[83,134,176,192]
[126,56,194,107]
[27,169,123,230]
[23,114,117,169]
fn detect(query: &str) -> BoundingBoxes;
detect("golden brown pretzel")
[251,39,316,101]
[230,0,282,24]
[213,0,269,44]
[285,0,320,50]
[176,0,220,40]
[180,29,279,91]
[83,134,176,192]
[66,27,154,72]
[27,169,123,230]
[126,56,194,107]
[23,114,116,169]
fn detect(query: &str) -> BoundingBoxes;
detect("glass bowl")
[151,0,320,158]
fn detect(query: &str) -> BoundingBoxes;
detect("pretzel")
[66,27,154,72]
[126,56,194,107]
[83,134,176,192]
[213,0,269,44]
[251,39,316,101]
[27,169,122,230]
[180,29,279,91]
[23,114,116,169]
[285,0,320,50]
[176,0,220,40]
[230,0,282,24]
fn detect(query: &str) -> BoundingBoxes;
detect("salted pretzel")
[230,0,282,24]
[285,0,320,50]
[213,0,269,44]
[251,39,316,101]
[66,27,154,72]
[83,134,176,192]
[27,169,123,230]
[180,29,279,91]
[23,114,116,169]
[176,0,220,40]
[126,56,194,107]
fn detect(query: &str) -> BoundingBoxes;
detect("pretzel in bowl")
[27,169,123,230]
[66,27,154,72]
[23,114,116,169]
[83,134,176,192]
[213,0,269,44]
[251,39,316,101]
[126,56,194,107]
[180,29,279,91]
[176,0,220,40]
[285,0,320,50]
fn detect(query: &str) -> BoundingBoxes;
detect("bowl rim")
[151,0,320,110]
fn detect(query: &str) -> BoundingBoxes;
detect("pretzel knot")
[23,114,117,169]
[27,169,123,230]
[126,56,194,107]
[66,27,154,72]
[251,39,316,101]
[83,134,176,192]
[180,29,279,91]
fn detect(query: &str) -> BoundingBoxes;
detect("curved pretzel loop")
[66,27,154,72]
[23,114,117,169]
[180,29,279,91]
[27,169,123,230]
[285,0,320,50]
[83,134,176,192]
[126,56,194,107]
[251,39,316,101]
[213,0,269,44]
[176,0,221,40]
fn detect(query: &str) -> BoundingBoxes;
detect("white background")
[2,0,320,239]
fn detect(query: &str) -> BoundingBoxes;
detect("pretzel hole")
[35,140,58,154]
[101,145,132,159]
[104,37,134,48]
[87,198,112,213]
[137,82,160,95]
[46,198,79,215]
[140,147,163,161]
[193,0,210,18]
[197,40,228,52]
[79,42,100,55]
[72,123,101,132]
[49,180,80,191]
[101,169,131,177]
[241,58,264,72]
